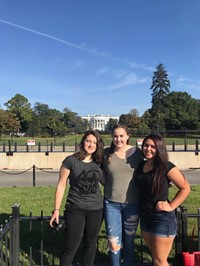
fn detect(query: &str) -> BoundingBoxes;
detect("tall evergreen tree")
[150,63,170,132]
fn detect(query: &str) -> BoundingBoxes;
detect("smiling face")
[142,138,157,160]
[112,127,129,149]
[83,134,97,156]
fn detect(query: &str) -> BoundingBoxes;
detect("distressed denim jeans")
[104,199,139,266]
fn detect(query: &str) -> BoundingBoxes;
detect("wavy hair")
[142,134,168,198]
[74,130,104,165]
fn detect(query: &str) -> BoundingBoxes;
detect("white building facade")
[82,114,119,131]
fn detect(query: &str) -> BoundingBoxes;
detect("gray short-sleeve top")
[103,147,143,203]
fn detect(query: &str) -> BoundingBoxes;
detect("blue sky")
[0,1,200,117]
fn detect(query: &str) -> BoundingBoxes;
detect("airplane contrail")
[0,18,110,57]
[0,18,154,72]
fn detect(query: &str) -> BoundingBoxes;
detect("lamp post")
[75,130,78,152]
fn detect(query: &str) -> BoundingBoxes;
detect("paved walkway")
[0,168,199,187]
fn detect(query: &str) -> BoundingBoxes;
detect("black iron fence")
[175,206,200,266]
[0,139,199,154]
[0,205,200,266]
[0,204,20,266]
[0,140,77,155]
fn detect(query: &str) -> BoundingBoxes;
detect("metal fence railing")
[0,141,77,154]
[0,139,199,154]
[0,204,20,266]
[1,205,200,265]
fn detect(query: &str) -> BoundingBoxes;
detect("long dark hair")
[142,134,168,198]
[74,130,104,164]
[108,124,130,164]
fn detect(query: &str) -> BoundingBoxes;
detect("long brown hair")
[142,134,168,198]
[74,130,104,164]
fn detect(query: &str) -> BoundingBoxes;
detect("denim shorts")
[140,208,177,237]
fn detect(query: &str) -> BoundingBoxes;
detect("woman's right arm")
[49,165,70,226]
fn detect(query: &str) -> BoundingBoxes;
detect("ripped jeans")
[104,200,139,266]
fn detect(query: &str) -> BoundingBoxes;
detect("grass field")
[0,185,199,265]
[0,135,200,147]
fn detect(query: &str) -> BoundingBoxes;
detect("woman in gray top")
[103,124,143,266]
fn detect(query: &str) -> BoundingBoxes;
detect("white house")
[81,114,119,131]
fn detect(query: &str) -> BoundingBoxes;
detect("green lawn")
[0,185,199,265]
[0,135,200,147]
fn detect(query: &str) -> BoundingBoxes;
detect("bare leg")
[142,230,175,266]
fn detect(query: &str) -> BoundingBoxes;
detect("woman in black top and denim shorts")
[135,134,190,266]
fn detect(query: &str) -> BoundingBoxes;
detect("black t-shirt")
[62,155,103,210]
[135,160,175,210]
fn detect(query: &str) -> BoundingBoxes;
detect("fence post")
[46,140,49,152]
[50,142,53,152]
[8,140,11,154]
[184,140,187,151]
[14,142,17,152]
[175,207,183,265]
[41,210,44,265]
[196,139,199,151]
[172,141,175,151]
[12,204,20,266]
[33,165,36,187]
[62,142,65,152]
[198,208,200,251]
[3,142,6,152]
[181,206,188,251]
[38,142,41,152]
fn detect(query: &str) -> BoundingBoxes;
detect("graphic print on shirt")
[76,169,101,195]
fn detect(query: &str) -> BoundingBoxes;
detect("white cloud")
[71,60,85,70]
[95,67,110,76]
[176,75,200,91]
[108,73,147,90]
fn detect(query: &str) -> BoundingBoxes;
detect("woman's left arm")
[100,170,106,186]
[156,167,190,212]
[167,167,190,210]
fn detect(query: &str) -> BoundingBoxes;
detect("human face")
[112,128,129,149]
[83,134,97,156]
[142,138,157,160]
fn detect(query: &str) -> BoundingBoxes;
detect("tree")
[63,108,89,133]
[129,108,139,117]
[0,109,20,135]
[31,102,50,135]
[150,63,170,132]
[119,113,140,131]
[163,91,199,130]
[4,94,33,132]
[138,110,151,135]
[46,108,66,136]
[31,102,66,136]
[105,118,119,133]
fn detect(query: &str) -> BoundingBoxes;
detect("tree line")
[0,63,200,137]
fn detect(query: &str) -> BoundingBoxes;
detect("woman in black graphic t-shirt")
[50,130,104,266]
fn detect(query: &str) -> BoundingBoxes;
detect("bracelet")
[54,209,60,211]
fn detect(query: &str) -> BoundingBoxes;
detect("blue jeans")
[104,200,139,266]
[140,208,177,237]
